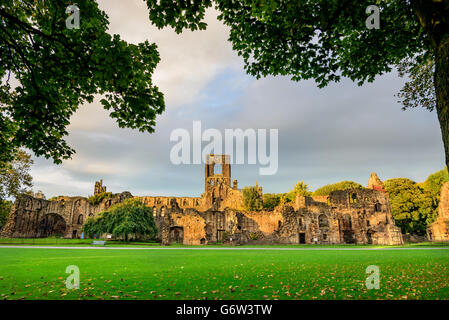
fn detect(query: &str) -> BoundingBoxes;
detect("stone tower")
[205,154,231,192]
[94,179,107,195]
[367,172,384,191]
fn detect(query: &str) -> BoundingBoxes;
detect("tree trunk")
[435,37,449,169]
[412,0,449,168]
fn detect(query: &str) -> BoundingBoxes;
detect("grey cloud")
[29,1,445,199]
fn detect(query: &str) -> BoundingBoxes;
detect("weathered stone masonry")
[427,182,449,242]
[1,155,403,245]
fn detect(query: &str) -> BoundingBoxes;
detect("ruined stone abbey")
[1,154,408,245]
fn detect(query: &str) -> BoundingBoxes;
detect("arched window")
[77,214,83,224]
[318,214,329,228]
[374,203,382,212]
[342,214,352,230]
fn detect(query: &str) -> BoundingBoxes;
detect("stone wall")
[0,154,403,246]
[151,187,402,246]
[0,192,132,238]
[427,182,449,242]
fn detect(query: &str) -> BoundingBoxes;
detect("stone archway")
[169,226,184,244]
[318,214,329,228]
[37,213,67,237]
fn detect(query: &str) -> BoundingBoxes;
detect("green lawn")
[1,237,448,248]
[0,247,448,300]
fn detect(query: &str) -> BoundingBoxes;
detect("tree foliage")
[419,167,449,223]
[145,0,449,168]
[262,193,280,210]
[83,198,157,241]
[262,181,311,209]
[0,149,33,200]
[397,55,436,111]
[384,178,434,235]
[242,186,262,211]
[0,199,12,230]
[420,167,449,201]
[0,1,164,164]
[279,180,313,203]
[290,180,312,197]
[87,192,113,206]
[313,181,364,196]
[146,0,428,86]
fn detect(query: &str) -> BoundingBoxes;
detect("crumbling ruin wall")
[241,210,283,234]
[140,196,203,210]
[1,163,403,246]
[0,192,132,238]
[427,182,449,242]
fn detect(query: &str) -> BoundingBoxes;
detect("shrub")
[87,192,113,205]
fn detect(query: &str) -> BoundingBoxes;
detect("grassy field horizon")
[0,237,448,248]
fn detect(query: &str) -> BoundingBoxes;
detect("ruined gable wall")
[427,182,449,241]
[219,189,244,211]
[0,192,132,238]
[327,189,402,245]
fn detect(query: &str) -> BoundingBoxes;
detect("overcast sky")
[30,0,444,198]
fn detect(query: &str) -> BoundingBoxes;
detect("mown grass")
[0,247,448,300]
[0,237,447,248]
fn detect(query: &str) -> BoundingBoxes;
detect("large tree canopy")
[384,178,434,235]
[83,198,157,241]
[1,0,164,164]
[146,0,449,167]
[2,1,448,168]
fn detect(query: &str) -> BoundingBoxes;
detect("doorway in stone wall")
[217,229,225,242]
[366,231,373,244]
[170,226,184,244]
[299,233,306,244]
[343,230,356,243]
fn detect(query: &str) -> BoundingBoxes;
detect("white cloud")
[96,0,241,107]
[27,1,445,199]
